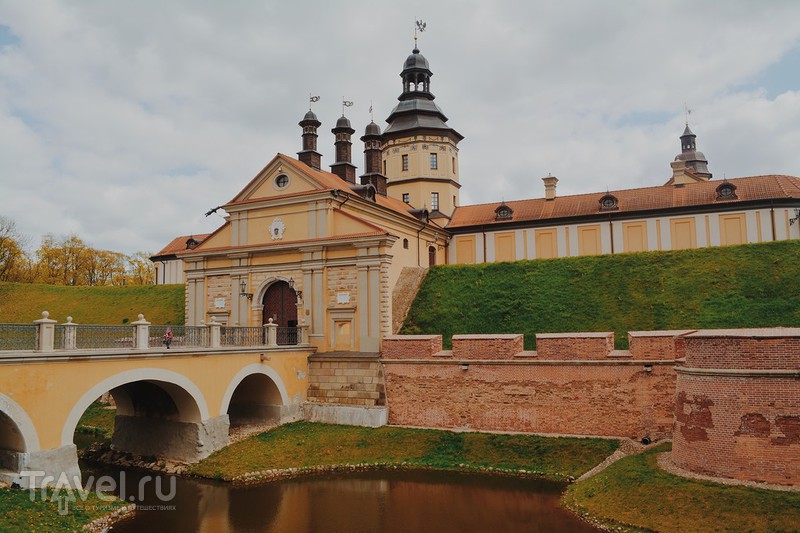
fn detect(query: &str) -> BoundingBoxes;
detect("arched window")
[403,238,409,249]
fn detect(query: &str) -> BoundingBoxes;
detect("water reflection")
[86,465,598,533]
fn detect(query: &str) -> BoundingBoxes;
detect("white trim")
[218,364,290,416]
[60,368,210,446]
[0,392,40,452]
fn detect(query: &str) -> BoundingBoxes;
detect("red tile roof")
[447,175,800,228]
[152,234,210,258]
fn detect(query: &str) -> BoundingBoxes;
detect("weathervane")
[369,101,374,121]
[684,102,692,125]
[342,98,353,115]
[309,93,320,110]
[414,19,426,48]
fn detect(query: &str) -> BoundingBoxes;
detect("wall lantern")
[239,279,253,300]
[288,277,303,302]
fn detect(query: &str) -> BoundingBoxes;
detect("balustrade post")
[34,311,57,353]
[297,321,310,345]
[208,318,221,348]
[63,316,78,350]
[132,314,151,349]
[265,319,277,347]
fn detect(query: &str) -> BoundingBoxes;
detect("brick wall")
[672,329,800,486]
[381,333,675,440]
[452,334,523,359]
[628,330,693,360]
[535,332,614,359]
[307,355,386,407]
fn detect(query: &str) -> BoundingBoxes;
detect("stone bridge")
[0,314,314,487]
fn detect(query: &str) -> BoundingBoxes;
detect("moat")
[83,462,599,532]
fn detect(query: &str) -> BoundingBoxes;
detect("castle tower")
[298,110,322,170]
[330,115,357,184]
[673,124,712,181]
[381,46,463,218]
[360,121,388,196]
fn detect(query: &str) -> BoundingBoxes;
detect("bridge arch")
[61,368,210,447]
[0,391,39,453]
[219,364,291,425]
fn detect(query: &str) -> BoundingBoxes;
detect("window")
[402,193,410,204]
[452,157,456,173]
[403,238,409,249]
[402,154,409,171]
[383,160,387,175]
[274,174,290,190]
[430,153,438,169]
[431,192,439,211]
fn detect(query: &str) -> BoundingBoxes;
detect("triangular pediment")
[229,154,345,204]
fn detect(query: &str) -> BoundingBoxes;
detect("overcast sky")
[2,1,799,256]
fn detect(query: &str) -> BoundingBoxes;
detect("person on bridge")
[164,327,174,349]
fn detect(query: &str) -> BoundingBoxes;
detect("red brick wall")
[536,332,614,359]
[628,331,691,360]
[382,360,675,439]
[451,334,523,359]
[382,335,443,359]
[672,331,800,486]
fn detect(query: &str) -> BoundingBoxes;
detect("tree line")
[0,216,154,286]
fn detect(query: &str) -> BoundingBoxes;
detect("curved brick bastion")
[672,329,800,486]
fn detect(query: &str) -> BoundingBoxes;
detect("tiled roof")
[448,175,800,228]
[152,234,210,258]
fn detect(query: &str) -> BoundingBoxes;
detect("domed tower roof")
[674,123,711,179]
[335,115,352,129]
[300,109,321,126]
[364,120,381,136]
[383,46,462,141]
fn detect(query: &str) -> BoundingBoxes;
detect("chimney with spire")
[359,121,388,195]
[330,115,357,184]
[298,110,322,170]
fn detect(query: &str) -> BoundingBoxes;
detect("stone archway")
[219,364,297,427]
[262,280,299,345]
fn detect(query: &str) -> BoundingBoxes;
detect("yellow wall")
[670,217,697,250]
[494,232,516,262]
[623,221,648,253]
[577,225,601,256]
[535,229,558,259]
[719,213,746,245]
[455,236,476,264]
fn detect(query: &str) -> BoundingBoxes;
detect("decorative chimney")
[298,110,322,170]
[542,175,558,200]
[330,115,357,184]
[359,121,388,196]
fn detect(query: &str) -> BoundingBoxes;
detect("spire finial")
[684,102,692,126]
[369,100,374,121]
[342,97,353,116]
[309,93,320,111]
[414,19,426,50]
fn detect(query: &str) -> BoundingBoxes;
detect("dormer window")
[599,194,619,211]
[495,203,513,221]
[185,237,199,250]
[716,182,737,201]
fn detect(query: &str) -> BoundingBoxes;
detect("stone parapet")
[536,332,614,359]
[382,335,443,359]
[307,355,386,407]
[681,328,800,370]
[451,334,523,359]
[628,330,694,360]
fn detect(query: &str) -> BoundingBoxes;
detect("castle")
[152,43,800,353]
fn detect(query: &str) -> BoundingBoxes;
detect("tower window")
[383,160,387,175]
[403,238,409,249]
[430,153,438,170]
[452,157,456,173]
[431,192,439,211]
[402,193,410,204]
[402,154,409,171]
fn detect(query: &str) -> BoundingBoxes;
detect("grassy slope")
[564,443,800,532]
[402,240,800,349]
[189,422,618,481]
[75,401,116,436]
[0,487,126,533]
[0,282,184,325]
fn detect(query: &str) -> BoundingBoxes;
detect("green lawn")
[402,240,800,349]
[564,443,800,532]
[0,487,127,533]
[189,421,618,481]
[0,282,184,325]
[75,400,115,437]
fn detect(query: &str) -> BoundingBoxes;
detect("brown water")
[83,464,599,533]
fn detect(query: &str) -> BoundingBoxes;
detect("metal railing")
[0,324,37,351]
[75,325,134,350]
[277,327,299,346]
[221,326,264,347]
[149,325,209,348]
